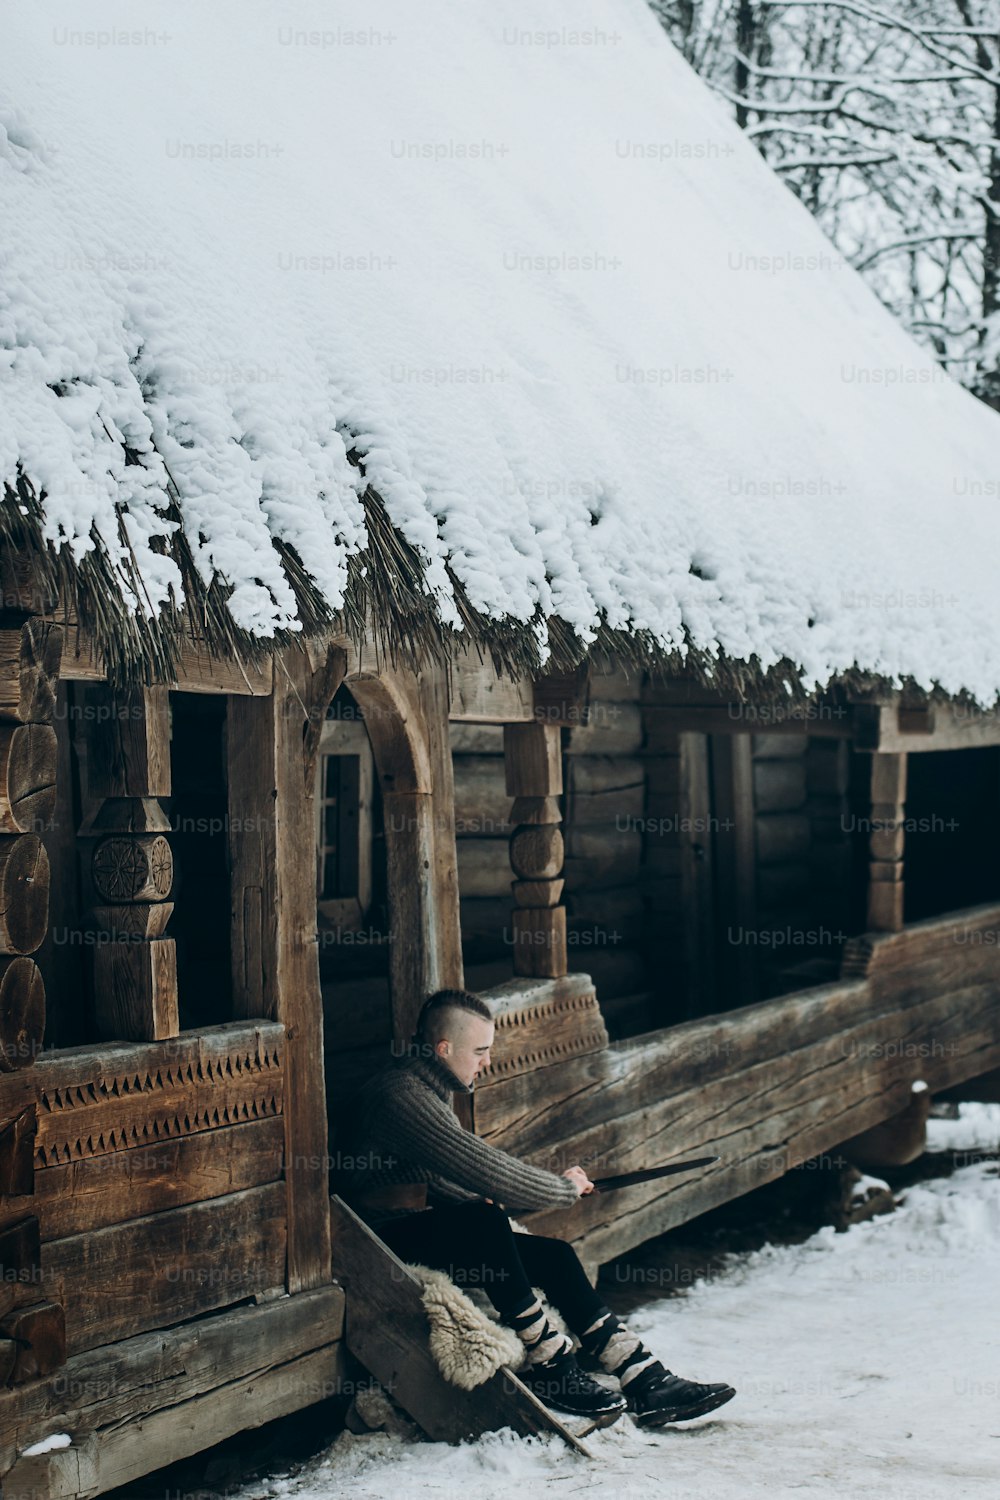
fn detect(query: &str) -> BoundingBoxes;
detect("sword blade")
[590,1155,720,1192]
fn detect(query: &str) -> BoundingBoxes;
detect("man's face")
[435,1012,495,1087]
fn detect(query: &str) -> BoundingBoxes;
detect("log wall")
[23,1022,287,1357]
[453,657,654,1032]
[477,900,1000,1275]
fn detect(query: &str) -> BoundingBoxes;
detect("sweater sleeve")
[379,1078,580,1212]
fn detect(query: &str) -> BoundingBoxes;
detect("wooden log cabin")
[0,575,998,1493]
[5,2,1000,1490]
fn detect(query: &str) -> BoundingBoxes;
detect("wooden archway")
[342,662,463,1043]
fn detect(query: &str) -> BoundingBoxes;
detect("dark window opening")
[903,747,1000,922]
[166,693,231,1029]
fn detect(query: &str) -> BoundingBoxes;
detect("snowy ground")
[242,1106,1000,1500]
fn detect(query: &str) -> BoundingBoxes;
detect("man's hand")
[562,1165,595,1196]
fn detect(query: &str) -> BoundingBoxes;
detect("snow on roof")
[3,0,1000,699]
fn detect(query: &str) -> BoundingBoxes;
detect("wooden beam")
[474,973,608,1082]
[500,900,1000,1267]
[31,1022,283,1169]
[227,651,332,1294]
[853,696,1000,753]
[0,1283,345,1477]
[55,629,274,695]
[651,734,715,1018]
[448,650,533,723]
[709,733,757,1007]
[33,1116,285,1241]
[43,1182,287,1356]
[644,703,852,738]
[2,1346,345,1499]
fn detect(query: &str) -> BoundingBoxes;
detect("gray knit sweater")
[334,1049,580,1226]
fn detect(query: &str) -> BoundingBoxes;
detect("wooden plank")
[565,782,644,828]
[474,974,608,1083]
[678,733,714,1017]
[457,839,514,899]
[33,1023,283,1169]
[852,696,1000,753]
[33,1116,285,1241]
[753,757,806,813]
[449,721,504,754]
[43,1183,287,1355]
[563,826,641,891]
[2,1343,345,1500]
[330,1196,592,1456]
[56,631,274,695]
[565,755,644,796]
[0,1283,345,1476]
[484,901,1000,1267]
[643,704,850,739]
[564,701,642,756]
[755,812,809,866]
[447,652,533,723]
[452,755,512,837]
[710,733,756,1006]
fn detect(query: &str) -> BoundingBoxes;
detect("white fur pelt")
[407,1261,572,1391]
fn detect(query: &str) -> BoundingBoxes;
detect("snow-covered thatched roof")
[3,0,1000,698]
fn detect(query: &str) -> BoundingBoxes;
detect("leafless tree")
[650,1,1000,403]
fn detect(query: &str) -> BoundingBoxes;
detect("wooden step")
[329,1196,594,1456]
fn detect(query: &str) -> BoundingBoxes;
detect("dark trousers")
[377,1200,608,1332]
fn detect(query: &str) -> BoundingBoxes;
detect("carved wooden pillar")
[504,721,567,977]
[0,616,64,1382]
[867,752,906,932]
[85,684,178,1041]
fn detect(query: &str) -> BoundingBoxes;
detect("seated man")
[334,987,736,1426]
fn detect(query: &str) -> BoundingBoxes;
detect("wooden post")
[504,722,567,978]
[710,733,757,1006]
[227,648,333,1293]
[84,685,178,1041]
[867,752,906,932]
